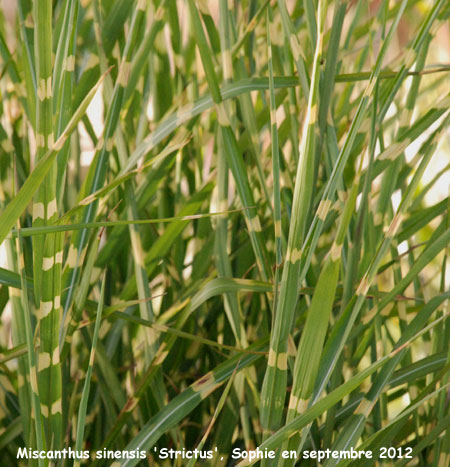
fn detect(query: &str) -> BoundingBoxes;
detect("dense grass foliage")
[0,0,449,465]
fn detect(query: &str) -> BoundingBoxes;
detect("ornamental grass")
[0,0,449,465]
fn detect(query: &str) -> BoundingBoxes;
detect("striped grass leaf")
[0,69,108,245]
[73,273,105,464]
[260,0,326,432]
[188,0,271,282]
[267,6,283,273]
[60,0,148,325]
[15,228,46,461]
[281,166,361,462]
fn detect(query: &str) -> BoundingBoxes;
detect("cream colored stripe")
[39,301,53,319]
[33,203,45,220]
[42,256,54,271]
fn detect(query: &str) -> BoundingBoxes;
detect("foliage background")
[0,0,449,465]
